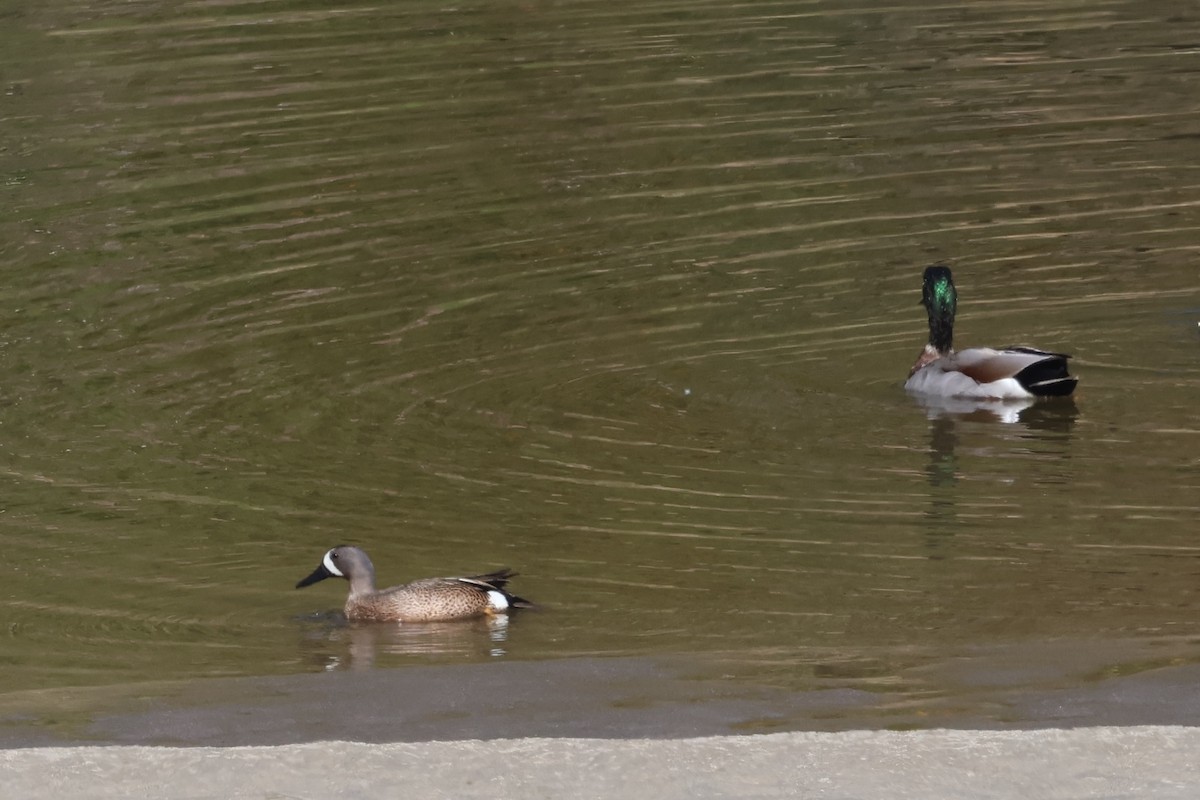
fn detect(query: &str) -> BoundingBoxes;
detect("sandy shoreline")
[5,727,1200,799]
[6,657,1200,798]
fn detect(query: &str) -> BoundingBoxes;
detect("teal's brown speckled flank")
[296,545,534,622]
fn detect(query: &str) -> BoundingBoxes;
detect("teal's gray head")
[295,545,375,589]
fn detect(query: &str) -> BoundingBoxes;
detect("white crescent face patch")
[323,549,344,577]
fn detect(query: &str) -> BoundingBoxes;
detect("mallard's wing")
[955,346,1077,397]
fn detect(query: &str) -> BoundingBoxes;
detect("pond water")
[2,0,1199,742]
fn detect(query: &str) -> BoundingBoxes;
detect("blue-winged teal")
[905,266,1078,399]
[295,546,534,622]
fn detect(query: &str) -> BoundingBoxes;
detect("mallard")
[296,546,535,622]
[905,265,1077,399]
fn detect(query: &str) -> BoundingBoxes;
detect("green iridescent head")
[920,265,957,352]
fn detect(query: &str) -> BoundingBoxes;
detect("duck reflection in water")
[297,613,514,671]
[910,391,1078,428]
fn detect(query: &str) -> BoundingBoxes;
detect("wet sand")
[4,654,1200,798]
[7,648,1200,748]
[5,727,1200,799]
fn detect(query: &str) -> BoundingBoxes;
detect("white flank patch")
[323,549,344,577]
[905,367,1034,401]
[487,590,509,611]
[977,377,1032,400]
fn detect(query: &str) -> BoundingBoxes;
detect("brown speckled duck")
[295,546,534,622]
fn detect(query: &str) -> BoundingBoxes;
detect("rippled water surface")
[2,0,1199,738]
